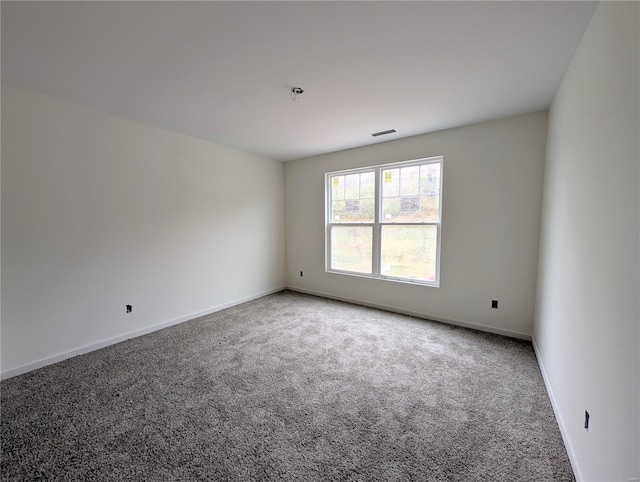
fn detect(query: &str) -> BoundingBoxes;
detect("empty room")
[1,1,638,481]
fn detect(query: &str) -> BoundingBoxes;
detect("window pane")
[331,175,345,200]
[344,174,360,199]
[330,172,375,223]
[360,171,375,198]
[382,163,440,223]
[381,225,437,282]
[382,168,399,197]
[399,165,420,196]
[331,225,373,273]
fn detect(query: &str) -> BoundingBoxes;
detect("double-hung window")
[326,156,443,286]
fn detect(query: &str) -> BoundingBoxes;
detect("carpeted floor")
[1,290,574,481]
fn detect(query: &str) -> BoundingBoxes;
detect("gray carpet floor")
[1,290,574,481]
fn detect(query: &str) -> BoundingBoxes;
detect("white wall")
[1,85,286,377]
[533,2,639,481]
[285,111,547,338]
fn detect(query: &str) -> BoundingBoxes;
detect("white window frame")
[325,156,443,287]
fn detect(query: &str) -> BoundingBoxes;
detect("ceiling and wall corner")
[1,1,597,161]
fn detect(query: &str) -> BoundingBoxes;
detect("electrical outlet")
[300,271,303,277]
[584,410,589,430]
[491,300,498,309]
[126,304,132,313]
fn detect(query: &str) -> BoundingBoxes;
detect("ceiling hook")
[291,87,304,103]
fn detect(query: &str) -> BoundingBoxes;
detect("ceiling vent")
[371,129,397,137]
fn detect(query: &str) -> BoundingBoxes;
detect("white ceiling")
[2,1,597,161]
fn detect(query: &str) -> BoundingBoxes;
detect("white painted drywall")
[533,2,640,481]
[1,85,286,377]
[285,111,547,338]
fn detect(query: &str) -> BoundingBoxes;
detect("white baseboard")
[1,286,286,380]
[286,285,532,341]
[532,336,583,481]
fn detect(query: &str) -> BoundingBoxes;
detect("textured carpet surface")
[1,290,573,481]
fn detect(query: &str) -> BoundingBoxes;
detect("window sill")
[326,269,440,288]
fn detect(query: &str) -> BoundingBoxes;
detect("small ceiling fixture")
[290,87,304,103]
[371,129,397,137]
